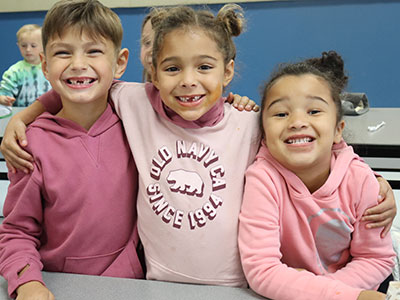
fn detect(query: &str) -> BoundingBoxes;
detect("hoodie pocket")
[63,241,143,279]
[63,246,124,275]
[102,240,144,279]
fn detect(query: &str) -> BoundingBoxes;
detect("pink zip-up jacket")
[239,142,395,300]
[0,104,143,298]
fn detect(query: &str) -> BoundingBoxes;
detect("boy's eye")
[54,51,70,56]
[88,49,103,55]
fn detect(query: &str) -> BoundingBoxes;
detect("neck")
[57,100,107,131]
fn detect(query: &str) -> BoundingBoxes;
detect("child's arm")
[0,100,46,173]
[362,176,396,237]
[0,164,46,298]
[323,167,395,288]
[333,141,396,237]
[239,161,378,300]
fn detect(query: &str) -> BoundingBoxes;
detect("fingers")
[232,94,260,111]
[1,140,34,174]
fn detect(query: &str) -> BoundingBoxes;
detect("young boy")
[0,24,51,107]
[0,0,143,299]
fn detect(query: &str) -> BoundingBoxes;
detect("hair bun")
[307,50,348,90]
[217,4,245,37]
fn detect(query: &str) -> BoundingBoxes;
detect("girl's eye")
[165,66,179,72]
[199,65,212,71]
[309,109,321,115]
[274,112,287,118]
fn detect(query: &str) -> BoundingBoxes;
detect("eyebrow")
[267,95,329,109]
[160,55,217,65]
[48,41,104,49]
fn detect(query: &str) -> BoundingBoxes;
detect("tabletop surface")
[0,271,265,300]
[343,108,400,146]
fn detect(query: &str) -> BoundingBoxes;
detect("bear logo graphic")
[167,169,204,197]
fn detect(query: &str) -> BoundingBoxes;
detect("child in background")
[0,1,143,299]
[238,51,395,300]
[0,24,50,107]
[0,5,396,288]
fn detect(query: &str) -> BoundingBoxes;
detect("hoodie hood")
[258,140,357,199]
[29,103,120,139]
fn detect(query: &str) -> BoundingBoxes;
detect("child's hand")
[16,281,55,300]
[362,176,396,237]
[357,290,385,300]
[0,116,33,174]
[0,95,15,106]
[226,92,259,112]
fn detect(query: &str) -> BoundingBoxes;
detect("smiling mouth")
[176,95,203,103]
[66,78,96,85]
[285,137,314,144]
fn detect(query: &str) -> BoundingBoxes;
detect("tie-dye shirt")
[0,60,50,107]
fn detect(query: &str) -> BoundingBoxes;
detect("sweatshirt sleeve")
[0,65,19,97]
[324,163,395,288]
[238,160,363,300]
[37,89,62,114]
[0,167,45,298]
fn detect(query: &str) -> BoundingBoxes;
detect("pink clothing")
[0,104,143,298]
[238,142,395,300]
[111,82,260,286]
[37,82,261,286]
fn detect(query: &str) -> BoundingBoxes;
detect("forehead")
[49,27,107,44]
[268,74,331,97]
[19,29,41,42]
[159,28,220,58]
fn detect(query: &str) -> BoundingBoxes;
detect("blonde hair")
[16,24,41,42]
[151,4,245,68]
[42,0,123,52]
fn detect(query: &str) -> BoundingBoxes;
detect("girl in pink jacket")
[238,51,395,300]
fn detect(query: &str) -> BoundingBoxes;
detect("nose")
[70,54,88,71]
[288,111,308,130]
[180,69,197,88]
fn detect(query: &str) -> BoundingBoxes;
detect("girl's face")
[140,19,154,74]
[262,74,344,181]
[152,28,234,121]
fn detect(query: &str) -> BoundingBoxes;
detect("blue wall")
[1,0,399,107]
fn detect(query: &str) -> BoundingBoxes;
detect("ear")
[223,59,235,88]
[333,120,345,144]
[114,48,129,79]
[40,52,49,80]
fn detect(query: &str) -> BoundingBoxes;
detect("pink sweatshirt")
[238,142,395,300]
[38,82,261,287]
[0,104,143,298]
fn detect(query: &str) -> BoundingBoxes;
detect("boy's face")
[41,28,127,107]
[18,29,43,65]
